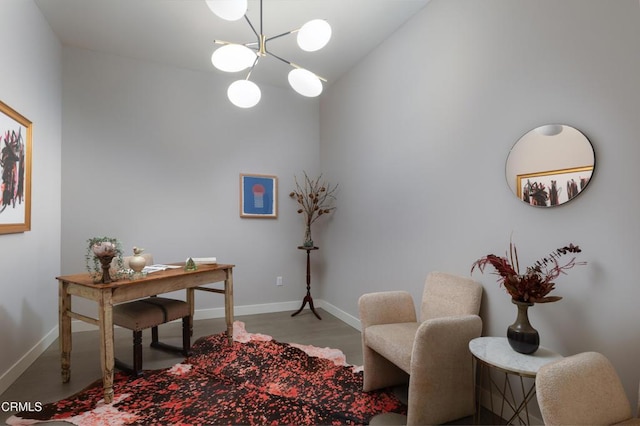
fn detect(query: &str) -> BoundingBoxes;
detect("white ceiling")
[35,0,430,89]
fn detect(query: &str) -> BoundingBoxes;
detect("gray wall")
[320,0,640,409]
[0,0,62,392]
[61,48,320,317]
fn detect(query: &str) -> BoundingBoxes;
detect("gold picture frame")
[0,100,32,234]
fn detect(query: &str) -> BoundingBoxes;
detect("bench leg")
[114,330,144,377]
[151,325,159,345]
[149,317,191,356]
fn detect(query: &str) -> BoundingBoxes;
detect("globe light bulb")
[288,68,323,97]
[297,19,332,52]
[227,80,261,108]
[205,0,247,21]
[211,44,256,72]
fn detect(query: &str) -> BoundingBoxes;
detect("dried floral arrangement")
[289,172,338,247]
[471,241,585,303]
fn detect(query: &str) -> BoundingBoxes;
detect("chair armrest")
[411,314,483,372]
[358,291,417,329]
[407,314,483,425]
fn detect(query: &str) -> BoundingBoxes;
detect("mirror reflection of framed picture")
[517,166,593,207]
[0,100,32,234]
[239,173,278,218]
[506,124,595,207]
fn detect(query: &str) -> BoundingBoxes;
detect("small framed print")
[239,173,277,218]
[0,100,32,234]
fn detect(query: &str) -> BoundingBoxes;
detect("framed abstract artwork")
[0,101,32,234]
[239,173,277,218]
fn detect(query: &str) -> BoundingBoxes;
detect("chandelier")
[206,0,332,108]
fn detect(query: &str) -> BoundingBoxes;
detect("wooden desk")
[57,263,234,403]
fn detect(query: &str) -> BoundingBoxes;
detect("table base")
[291,291,322,319]
[475,361,537,425]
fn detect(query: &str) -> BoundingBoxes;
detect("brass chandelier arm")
[244,15,260,40]
[244,56,260,80]
[265,51,327,82]
[242,5,269,56]
[266,29,297,43]
[213,39,260,59]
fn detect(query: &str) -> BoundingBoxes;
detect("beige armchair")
[536,352,640,425]
[358,271,483,425]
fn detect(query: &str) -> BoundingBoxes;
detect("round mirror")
[506,124,595,207]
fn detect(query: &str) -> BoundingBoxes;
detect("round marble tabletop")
[469,336,563,378]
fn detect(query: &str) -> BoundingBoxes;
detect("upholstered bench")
[113,297,191,376]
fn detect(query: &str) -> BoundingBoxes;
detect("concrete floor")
[0,309,499,424]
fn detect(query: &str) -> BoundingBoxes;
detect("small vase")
[303,225,314,248]
[129,249,146,273]
[507,300,540,354]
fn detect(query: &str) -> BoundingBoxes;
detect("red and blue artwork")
[241,174,277,218]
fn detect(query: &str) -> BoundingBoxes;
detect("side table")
[469,337,563,425]
[291,246,322,320]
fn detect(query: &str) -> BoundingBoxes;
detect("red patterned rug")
[8,322,406,425]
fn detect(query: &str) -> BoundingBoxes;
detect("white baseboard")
[193,300,303,321]
[0,327,59,396]
[0,298,359,395]
[317,300,361,331]
[195,299,363,331]
[70,299,361,332]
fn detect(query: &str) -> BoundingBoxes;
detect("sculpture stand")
[97,254,115,284]
[291,246,321,320]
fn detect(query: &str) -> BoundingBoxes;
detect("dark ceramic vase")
[507,300,539,354]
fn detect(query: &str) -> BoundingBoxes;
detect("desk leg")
[224,269,234,345]
[98,292,115,404]
[58,281,72,383]
[186,288,195,338]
